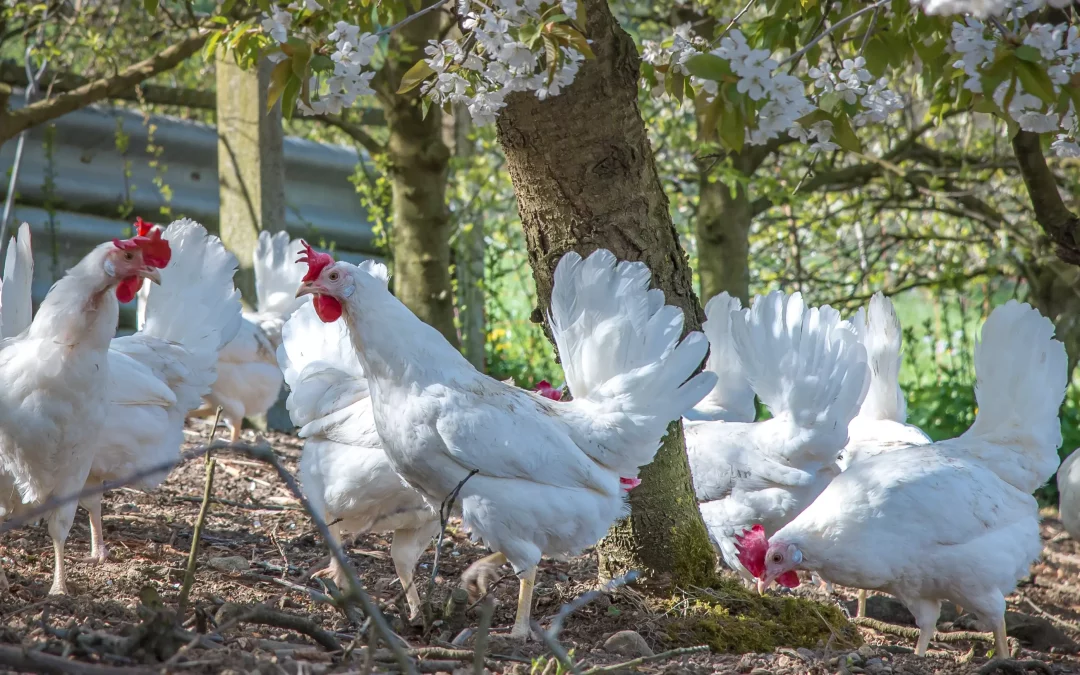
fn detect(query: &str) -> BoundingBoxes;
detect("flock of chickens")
[0,217,1076,660]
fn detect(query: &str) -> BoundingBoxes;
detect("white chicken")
[837,292,931,616]
[138,229,306,441]
[1057,449,1080,542]
[743,301,1067,656]
[78,220,242,563]
[0,222,168,594]
[277,301,437,619]
[683,293,756,424]
[686,291,868,586]
[839,293,931,472]
[293,245,716,639]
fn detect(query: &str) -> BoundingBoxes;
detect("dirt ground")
[0,419,1077,674]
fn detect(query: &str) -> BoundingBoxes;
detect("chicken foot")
[460,552,536,640]
[310,525,351,590]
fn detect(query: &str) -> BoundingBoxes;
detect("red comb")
[133,217,155,237]
[298,240,334,282]
[533,381,563,401]
[733,524,768,579]
[113,227,171,268]
[620,476,641,492]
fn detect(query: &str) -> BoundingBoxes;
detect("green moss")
[659,577,861,653]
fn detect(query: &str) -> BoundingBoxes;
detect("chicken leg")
[909,598,941,656]
[311,525,350,590]
[510,566,537,641]
[390,523,438,621]
[79,493,108,564]
[992,615,1009,657]
[857,589,867,618]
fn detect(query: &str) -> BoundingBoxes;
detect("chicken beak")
[757,578,766,595]
[295,281,315,299]
[138,267,162,285]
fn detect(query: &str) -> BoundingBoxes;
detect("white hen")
[839,293,931,472]
[278,301,437,618]
[748,301,1067,656]
[138,230,306,441]
[1057,449,1080,542]
[686,291,869,585]
[293,245,716,639]
[837,293,931,615]
[683,292,756,424]
[0,223,167,594]
[78,220,242,562]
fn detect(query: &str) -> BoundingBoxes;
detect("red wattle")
[777,571,801,588]
[313,294,343,322]
[116,276,141,303]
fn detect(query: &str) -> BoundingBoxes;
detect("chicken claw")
[460,551,509,603]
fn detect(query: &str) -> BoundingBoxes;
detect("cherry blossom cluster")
[951,9,1080,157]
[422,0,584,125]
[261,5,379,116]
[642,27,903,150]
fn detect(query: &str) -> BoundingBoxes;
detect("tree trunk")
[446,103,487,371]
[495,0,714,588]
[1023,253,1080,381]
[216,55,286,307]
[375,3,458,347]
[1012,130,1080,266]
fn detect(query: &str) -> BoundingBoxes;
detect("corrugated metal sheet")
[0,100,379,323]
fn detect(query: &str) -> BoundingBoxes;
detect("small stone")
[207,556,250,572]
[846,651,864,665]
[795,647,816,662]
[602,630,653,658]
[857,644,876,659]
[749,669,774,675]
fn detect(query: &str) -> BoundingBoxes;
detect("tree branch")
[316,112,385,155]
[0,31,210,143]
[1011,129,1080,265]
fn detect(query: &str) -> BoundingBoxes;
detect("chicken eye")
[124,252,134,261]
[328,272,339,281]
[771,553,783,564]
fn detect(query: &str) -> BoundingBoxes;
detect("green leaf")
[667,69,686,103]
[549,24,593,59]
[863,37,891,78]
[281,74,302,121]
[718,102,745,153]
[830,112,862,153]
[1015,45,1041,63]
[1015,60,1057,105]
[519,23,541,49]
[421,97,432,121]
[979,49,1016,97]
[684,53,734,81]
[221,0,238,14]
[542,33,560,85]
[287,39,312,80]
[203,30,225,60]
[257,0,272,13]
[143,0,159,12]
[310,54,334,72]
[818,91,841,113]
[544,13,569,24]
[396,59,435,95]
[266,58,292,112]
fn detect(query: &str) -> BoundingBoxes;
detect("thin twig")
[580,645,710,675]
[215,602,341,652]
[247,439,419,675]
[376,0,453,37]
[710,0,758,47]
[427,469,479,608]
[1021,597,1080,632]
[779,0,889,67]
[177,408,222,618]
[473,599,494,675]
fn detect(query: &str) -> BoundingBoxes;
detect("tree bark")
[1023,253,1080,380]
[375,1,458,347]
[495,0,715,588]
[446,103,487,371]
[694,112,761,305]
[1012,130,1080,266]
[215,55,286,306]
